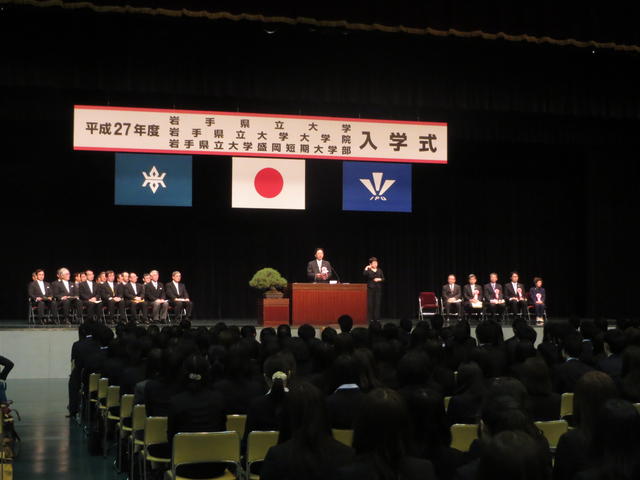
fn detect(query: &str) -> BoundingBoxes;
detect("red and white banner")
[73,105,447,164]
[232,157,305,210]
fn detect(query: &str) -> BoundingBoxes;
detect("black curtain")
[1,6,639,321]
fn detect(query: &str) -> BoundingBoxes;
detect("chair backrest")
[247,431,279,464]
[560,392,574,418]
[226,414,247,439]
[132,404,147,433]
[97,378,109,403]
[444,396,452,412]
[144,416,168,447]
[535,420,568,450]
[419,292,438,308]
[450,424,478,452]
[634,403,640,414]
[88,373,100,395]
[332,429,354,447]
[106,386,121,409]
[172,431,240,468]
[120,394,135,423]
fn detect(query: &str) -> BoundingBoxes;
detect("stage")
[0,318,552,379]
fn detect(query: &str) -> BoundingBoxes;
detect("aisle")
[9,379,116,480]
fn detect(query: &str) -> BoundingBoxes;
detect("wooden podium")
[290,283,367,326]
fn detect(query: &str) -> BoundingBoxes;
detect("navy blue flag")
[342,161,412,212]
[115,153,192,206]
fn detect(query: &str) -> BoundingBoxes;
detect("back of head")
[481,395,532,437]
[574,370,618,439]
[333,332,354,355]
[330,354,361,390]
[240,325,257,339]
[403,387,450,451]
[297,323,316,342]
[561,332,583,358]
[353,388,409,474]
[321,326,337,344]
[591,398,640,477]
[397,350,431,387]
[281,382,330,446]
[456,361,486,397]
[604,328,626,355]
[337,315,353,333]
[399,317,413,333]
[277,324,292,340]
[478,430,550,480]
[622,345,640,377]
[182,354,210,392]
[476,321,499,346]
[486,377,529,411]
[514,341,537,364]
[263,352,295,403]
[520,357,552,396]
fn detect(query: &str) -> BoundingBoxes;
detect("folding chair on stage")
[418,292,440,324]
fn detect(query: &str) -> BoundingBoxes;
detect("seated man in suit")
[123,272,146,323]
[463,274,484,316]
[51,267,80,324]
[144,269,169,323]
[165,271,193,320]
[78,270,101,322]
[483,272,506,320]
[442,274,463,320]
[306,247,333,283]
[505,271,527,317]
[553,332,594,393]
[99,270,126,323]
[28,269,55,324]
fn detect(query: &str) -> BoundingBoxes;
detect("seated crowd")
[28,268,192,325]
[71,315,640,480]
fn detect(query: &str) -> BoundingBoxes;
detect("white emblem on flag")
[141,166,167,194]
[359,172,395,201]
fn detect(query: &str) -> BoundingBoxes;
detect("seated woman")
[165,354,227,479]
[260,382,354,480]
[337,388,437,480]
[446,361,487,425]
[519,357,561,421]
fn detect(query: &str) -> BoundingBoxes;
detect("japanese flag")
[232,157,305,210]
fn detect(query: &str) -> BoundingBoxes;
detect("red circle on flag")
[254,168,284,198]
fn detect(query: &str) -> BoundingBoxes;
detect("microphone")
[331,264,342,283]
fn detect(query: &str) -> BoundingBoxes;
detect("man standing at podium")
[306,248,333,283]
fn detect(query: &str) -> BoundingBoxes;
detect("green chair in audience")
[450,424,478,452]
[166,431,241,480]
[142,416,170,480]
[535,420,568,452]
[226,414,247,439]
[560,392,574,419]
[332,428,354,447]
[246,431,279,480]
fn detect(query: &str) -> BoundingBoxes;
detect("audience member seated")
[326,354,364,429]
[213,343,266,414]
[260,382,355,480]
[553,333,595,393]
[620,345,640,403]
[554,371,618,480]
[519,357,561,421]
[447,361,486,425]
[477,430,551,480]
[596,328,626,383]
[336,388,437,480]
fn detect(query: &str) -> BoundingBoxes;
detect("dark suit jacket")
[529,392,562,421]
[306,259,333,282]
[442,284,462,300]
[78,280,99,301]
[51,279,77,299]
[123,282,144,300]
[326,387,365,429]
[143,281,166,302]
[261,437,355,480]
[553,358,595,393]
[504,282,526,299]
[336,455,436,480]
[483,283,504,302]
[463,284,482,302]
[597,354,623,382]
[28,280,52,300]
[165,281,190,301]
[98,281,123,301]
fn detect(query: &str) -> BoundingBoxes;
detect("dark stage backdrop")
[1,6,639,321]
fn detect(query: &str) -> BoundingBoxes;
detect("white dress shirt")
[38,280,46,295]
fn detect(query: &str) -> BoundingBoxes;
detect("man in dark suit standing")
[99,270,126,323]
[78,270,101,322]
[483,272,506,321]
[123,272,145,323]
[442,274,463,320]
[306,247,333,283]
[28,269,55,324]
[504,271,527,317]
[144,269,169,322]
[51,267,80,324]
[166,271,193,320]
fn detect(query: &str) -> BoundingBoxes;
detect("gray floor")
[9,379,117,480]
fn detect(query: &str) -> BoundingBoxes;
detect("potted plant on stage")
[249,268,288,299]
